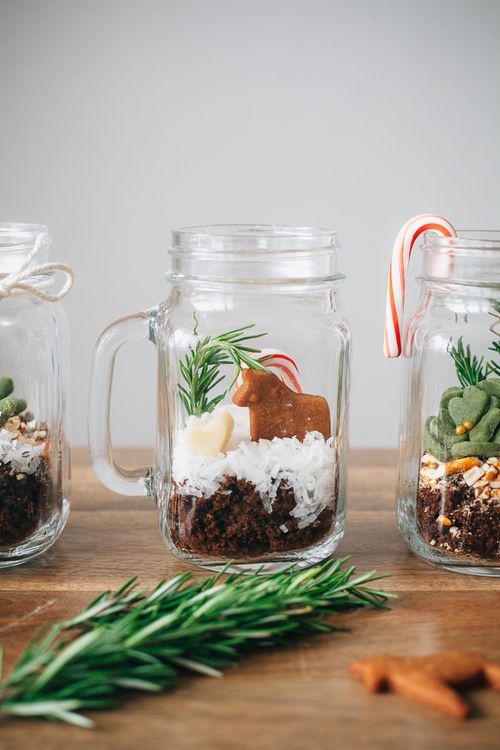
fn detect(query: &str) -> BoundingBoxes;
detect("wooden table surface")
[1,448,499,750]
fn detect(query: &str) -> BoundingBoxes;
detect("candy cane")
[384,214,456,358]
[234,348,303,392]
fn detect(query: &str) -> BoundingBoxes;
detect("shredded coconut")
[0,429,45,475]
[173,406,335,528]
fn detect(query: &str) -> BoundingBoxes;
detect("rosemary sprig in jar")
[448,337,488,387]
[0,559,394,728]
[178,315,270,416]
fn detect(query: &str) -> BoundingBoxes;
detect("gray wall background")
[1,0,499,447]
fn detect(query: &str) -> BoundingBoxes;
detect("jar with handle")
[89,224,350,571]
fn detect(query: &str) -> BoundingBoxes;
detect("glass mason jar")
[89,225,350,571]
[397,230,500,575]
[0,223,71,566]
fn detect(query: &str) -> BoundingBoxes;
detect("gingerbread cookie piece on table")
[232,369,331,441]
[349,651,500,719]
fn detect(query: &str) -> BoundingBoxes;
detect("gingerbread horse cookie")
[349,651,500,719]
[232,369,331,441]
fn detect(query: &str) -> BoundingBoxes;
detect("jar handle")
[88,308,157,496]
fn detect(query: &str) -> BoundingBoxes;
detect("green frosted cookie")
[0,377,13,400]
[451,441,500,459]
[429,416,469,447]
[448,385,489,427]
[435,386,466,441]
[438,404,457,434]
[423,417,451,462]
[0,396,27,427]
[440,386,463,410]
[469,408,500,442]
[476,378,500,400]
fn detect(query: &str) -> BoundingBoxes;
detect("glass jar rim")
[0,222,50,249]
[171,224,339,253]
[169,224,342,283]
[422,229,500,252]
[0,223,51,273]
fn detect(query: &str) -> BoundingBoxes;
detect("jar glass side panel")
[0,297,70,557]
[155,287,349,566]
[398,292,500,565]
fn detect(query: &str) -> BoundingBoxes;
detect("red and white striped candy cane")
[234,348,303,392]
[384,214,456,358]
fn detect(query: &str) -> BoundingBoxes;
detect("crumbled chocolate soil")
[0,459,58,548]
[168,476,335,559]
[417,474,500,560]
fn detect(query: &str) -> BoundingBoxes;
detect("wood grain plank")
[0,448,499,749]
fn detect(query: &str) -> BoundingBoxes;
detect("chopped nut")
[436,514,452,527]
[5,416,21,432]
[463,465,486,486]
[422,453,439,467]
[15,473,25,480]
[449,526,459,536]
[473,479,489,490]
[420,467,437,481]
[17,435,35,445]
[433,464,446,479]
[445,457,482,476]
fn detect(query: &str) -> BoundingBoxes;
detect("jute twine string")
[0,233,74,302]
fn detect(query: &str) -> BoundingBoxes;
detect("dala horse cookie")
[232,369,331,441]
[349,651,500,719]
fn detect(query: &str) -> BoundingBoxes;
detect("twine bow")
[0,233,74,302]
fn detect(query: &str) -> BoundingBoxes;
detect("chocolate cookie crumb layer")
[0,460,59,548]
[417,472,500,560]
[168,476,335,559]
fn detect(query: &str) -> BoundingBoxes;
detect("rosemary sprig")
[488,300,500,377]
[0,559,394,728]
[178,315,270,416]
[448,337,488,387]
[488,340,500,377]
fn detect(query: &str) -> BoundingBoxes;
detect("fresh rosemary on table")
[0,559,393,728]
[178,315,270,416]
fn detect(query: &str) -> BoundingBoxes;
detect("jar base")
[0,498,70,568]
[398,517,500,576]
[443,563,500,577]
[166,524,345,574]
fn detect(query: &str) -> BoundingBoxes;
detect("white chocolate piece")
[184,411,234,456]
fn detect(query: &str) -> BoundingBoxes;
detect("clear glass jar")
[0,223,71,566]
[89,225,350,571]
[397,230,500,575]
